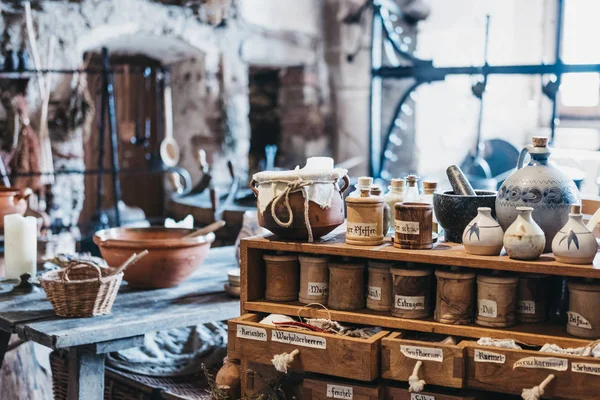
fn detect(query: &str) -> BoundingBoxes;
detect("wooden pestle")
[446,165,476,196]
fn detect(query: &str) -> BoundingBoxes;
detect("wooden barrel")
[328,259,366,310]
[476,274,518,328]
[264,253,299,302]
[567,281,600,339]
[394,202,433,249]
[391,265,433,319]
[434,268,476,325]
[298,255,329,304]
[366,260,395,311]
[517,274,550,323]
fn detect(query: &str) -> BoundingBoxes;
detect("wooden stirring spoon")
[183,220,226,239]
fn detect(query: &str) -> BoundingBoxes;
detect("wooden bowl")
[93,227,215,289]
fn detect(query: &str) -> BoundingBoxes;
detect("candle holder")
[10,273,39,294]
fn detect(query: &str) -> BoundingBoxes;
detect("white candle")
[4,214,37,280]
[305,157,334,170]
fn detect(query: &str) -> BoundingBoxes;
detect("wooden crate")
[463,341,600,399]
[303,377,383,400]
[228,314,389,381]
[382,332,464,389]
[240,360,302,399]
[385,385,480,400]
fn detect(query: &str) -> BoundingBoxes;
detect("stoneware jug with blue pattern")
[495,136,580,252]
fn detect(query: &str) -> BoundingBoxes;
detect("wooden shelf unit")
[240,230,600,349]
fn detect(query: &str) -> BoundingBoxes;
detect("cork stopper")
[405,174,419,187]
[370,185,382,196]
[532,136,548,147]
[360,188,371,197]
[391,178,405,189]
[358,176,374,187]
[422,181,438,194]
[571,204,581,214]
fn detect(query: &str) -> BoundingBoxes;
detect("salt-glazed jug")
[495,136,580,252]
[503,206,546,260]
[552,205,598,264]
[462,207,504,256]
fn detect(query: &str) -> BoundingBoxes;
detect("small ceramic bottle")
[384,178,405,210]
[462,207,504,256]
[345,189,384,246]
[404,175,420,202]
[348,176,373,197]
[552,205,598,264]
[503,206,545,260]
[421,181,438,233]
[371,185,391,235]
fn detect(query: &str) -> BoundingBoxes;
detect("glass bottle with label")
[421,181,438,233]
[403,175,420,202]
[348,176,373,197]
[384,178,405,212]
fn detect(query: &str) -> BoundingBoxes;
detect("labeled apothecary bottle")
[476,274,518,328]
[348,176,373,197]
[367,260,394,311]
[421,181,438,233]
[264,252,299,302]
[391,263,433,319]
[345,189,384,246]
[298,255,329,304]
[328,258,365,310]
[370,185,391,236]
[403,175,420,202]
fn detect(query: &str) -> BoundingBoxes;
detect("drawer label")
[395,295,425,310]
[572,362,600,376]
[568,311,592,329]
[395,220,420,235]
[236,325,267,341]
[474,349,506,364]
[513,356,568,371]
[478,299,497,318]
[271,330,326,349]
[401,345,443,362]
[347,222,378,237]
[411,394,435,400]
[368,286,382,301]
[326,384,353,399]
[517,300,535,315]
[307,282,329,297]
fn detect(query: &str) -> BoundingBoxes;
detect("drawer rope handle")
[521,374,555,400]
[408,360,426,393]
[271,349,299,374]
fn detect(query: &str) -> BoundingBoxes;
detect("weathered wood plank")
[68,348,105,400]
[77,335,144,354]
[0,330,10,367]
[19,292,239,349]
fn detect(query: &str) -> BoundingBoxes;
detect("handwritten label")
[237,325,267,341]
[401,345,443,362]
[474,349,506,364]
[517,300,536,315]
[513,357,568,371]
[395,220,420,235]
[368,286,382,301]
[347,222,378,237]
[326,384,353,399]
[568,311,592,330]
[572,362,600,376]
[478,299,498,318]
[271,330,326,349]
[395,295,425,310]
[307,282,328,297]
[411,394,435,400]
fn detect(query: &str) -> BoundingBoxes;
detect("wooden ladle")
[159,75,180,167]
[183,220,226,239]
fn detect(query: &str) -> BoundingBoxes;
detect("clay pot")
[503,206,545,260]
[462,207,504,256]
[433,190,497,243]
[252,176,349,240]
[0,187,32,229]
[552,205,598,264]
[94,227,215,288]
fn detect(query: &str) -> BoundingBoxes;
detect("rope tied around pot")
[521,374,555,400]
[270,178,327,243]
[271,349,299,373]
[408,360,426,392]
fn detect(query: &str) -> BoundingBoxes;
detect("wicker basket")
[40,262,123,317]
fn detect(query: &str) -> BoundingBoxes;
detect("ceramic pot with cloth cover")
[495,136,580,252]
[251,160,349,241]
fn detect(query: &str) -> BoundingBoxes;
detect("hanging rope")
[408,360,426,392]
[271,349,299,373]
[521,374,555,400]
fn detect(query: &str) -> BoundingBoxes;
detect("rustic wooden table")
[0,246,240,400]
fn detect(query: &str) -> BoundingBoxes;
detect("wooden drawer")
[228,314,389,381]
[382,332,464,389]
[303,377,383,400]
[385,385,480,400]
[241,360,302,399]
[464,342,600,399]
